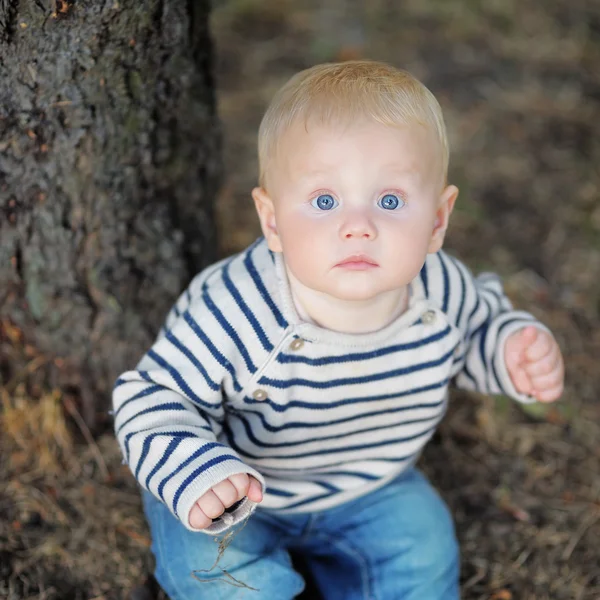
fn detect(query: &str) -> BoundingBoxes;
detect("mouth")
[335,254,379,269]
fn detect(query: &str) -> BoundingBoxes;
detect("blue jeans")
[141,468,460,600]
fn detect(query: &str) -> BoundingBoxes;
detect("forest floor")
[2,0,600,598]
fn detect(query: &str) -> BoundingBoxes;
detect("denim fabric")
[141,468,460,600]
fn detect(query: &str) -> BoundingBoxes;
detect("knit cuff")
[173,461,266,535]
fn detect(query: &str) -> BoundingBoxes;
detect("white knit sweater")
[112,237,540,534]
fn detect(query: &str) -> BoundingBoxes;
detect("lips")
[336,254,379,268]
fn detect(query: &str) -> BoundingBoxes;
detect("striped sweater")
[112,237,542,535]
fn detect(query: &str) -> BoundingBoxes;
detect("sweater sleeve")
[432,252,548,403]
[112,278,265,535]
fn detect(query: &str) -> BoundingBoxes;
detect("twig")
[5,354,53,393]
[512,547,532,569]
[562,509,600,561]
[462,563,487,590]
[62,395,110,481]
[192,515,259,591]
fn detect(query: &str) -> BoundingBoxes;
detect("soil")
[2,0,600,599]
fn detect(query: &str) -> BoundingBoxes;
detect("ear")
[252,186,283,253]
[428,185,459,254]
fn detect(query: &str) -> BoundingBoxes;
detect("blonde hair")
[257,60,449,189]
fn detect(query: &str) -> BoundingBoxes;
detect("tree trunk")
[0,0,221,431]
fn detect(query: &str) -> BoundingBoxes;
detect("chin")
[327,283,383,302]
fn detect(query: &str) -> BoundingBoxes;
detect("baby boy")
[113,60,564,599]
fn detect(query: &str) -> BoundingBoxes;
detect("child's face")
[253,119,457,303]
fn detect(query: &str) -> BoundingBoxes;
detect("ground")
[1,0,600,598]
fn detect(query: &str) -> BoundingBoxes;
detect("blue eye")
[311,194,338,211]
[378,194,405,210]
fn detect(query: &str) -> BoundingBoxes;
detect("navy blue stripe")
[173,304,181,318]
[230,411,441,450]
[269,457,417,509]
[145,437,182,490]
[454,259,467,330]
[244,241,288,329]
[479,294,493,323]
[480,285,503,311]
[314,480,340,493]
[143,429,218,491]
[277,325,452,365]
[114,384,164,420]
[157,441,223,503]
[115,402,187,435]
[438,252,450,313]
[318,470,380,481]
[182,310,242,393]
[478,321,490,390]
[164,330,221,392]
[260,348,455,389]
[134,431,198,479]
[491,318,535,392]
[244,379,448,414]
[140,371,153,383]
[460,361,479,389]
[201,283,257,374]
[466,295,481,337]
[125,424,168,463]
[116,402,187,436]
[225,421,437,461]
[147,349,217,409]
[173,454,244,515]
[258,453,417,475]
[419,262,429,297]
[275,491,336,510]
[222,261,273,353]
[266,487,297,497]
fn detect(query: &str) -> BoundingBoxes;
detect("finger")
[534,383,564,403]
[211,479,240,509]
[196,490,225,519]
[524,329,552,362]
[508,364,533,395]
[530,369,563,393]
[247,476,263,503]
[228,473,250,501]
[189,503,212,530]
[504,337,523,372]
[524,347,561,377]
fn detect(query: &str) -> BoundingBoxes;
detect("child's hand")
[188,474,263,530]
[504,325,564,403]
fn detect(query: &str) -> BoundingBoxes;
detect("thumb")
[246,476,263,503]
[520,325,538,348]
[505,328,532,394]
[505,329,524,370]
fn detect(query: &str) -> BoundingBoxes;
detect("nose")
[339,209,377,240]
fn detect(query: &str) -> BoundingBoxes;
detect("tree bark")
[0,0,221,431]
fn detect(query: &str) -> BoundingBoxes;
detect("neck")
[285,266,409,334]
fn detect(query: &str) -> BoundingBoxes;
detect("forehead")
[275,119,438,179]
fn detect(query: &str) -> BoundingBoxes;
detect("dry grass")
[2,0,600,598]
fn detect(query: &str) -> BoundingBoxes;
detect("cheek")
[382,212,433,244]
[277,212,332,276]
[381,216,434,270]
[279,211,331,248]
